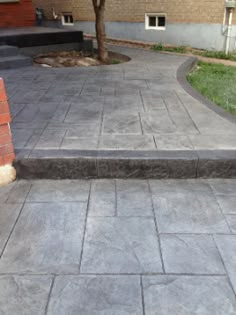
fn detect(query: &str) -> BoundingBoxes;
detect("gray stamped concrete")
[1,45,236,155]
[0,178,236,314]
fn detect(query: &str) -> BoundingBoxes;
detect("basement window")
[145,14,166,30]
[62,13,74,25]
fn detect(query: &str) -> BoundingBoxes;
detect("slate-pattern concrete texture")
[0,46,236,156]
[0,179,236,314]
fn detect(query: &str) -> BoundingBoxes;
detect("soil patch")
[34,50,130,68]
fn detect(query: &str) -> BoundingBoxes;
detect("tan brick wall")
[32,0,236,25]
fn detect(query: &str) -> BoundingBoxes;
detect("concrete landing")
[0,46,235,178]
[0,27,83,47]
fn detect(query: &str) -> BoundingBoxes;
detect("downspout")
[225,8,233,54]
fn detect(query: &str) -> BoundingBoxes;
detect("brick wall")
[0,79,15,168]
[0,0,35,27]
[32,0,236,25]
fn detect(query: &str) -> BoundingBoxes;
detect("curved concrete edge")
[177,57,236,125]
[13,149,236,179]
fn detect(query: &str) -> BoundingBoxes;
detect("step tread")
[0,45,18,49]
[0,55,31,61]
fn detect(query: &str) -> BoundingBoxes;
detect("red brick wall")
[0,0,35,27]
[0,79,15,167]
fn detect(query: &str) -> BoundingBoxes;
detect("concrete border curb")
[177,57,236,124]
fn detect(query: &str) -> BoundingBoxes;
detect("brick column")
[0,78,16,186]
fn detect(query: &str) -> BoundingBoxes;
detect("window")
[145,14,166,30]
[62,13,74,25]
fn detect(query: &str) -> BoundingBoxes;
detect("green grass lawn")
[152,43,187,54]
[151,43,236,62]
[197,50,236,61]
[187,62,236,115]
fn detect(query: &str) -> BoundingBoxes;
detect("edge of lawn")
[177,57,236,124]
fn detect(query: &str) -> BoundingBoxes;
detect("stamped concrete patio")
[0,45,236,178]
[1,46,236,313]
[0,46,235,154]
[0,178,236,314]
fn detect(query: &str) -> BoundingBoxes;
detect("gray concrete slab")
[88,180,116,217]
[0,181,16,203]
[103,95,143,113]
[116,180,153,216]
[150,180,230,233]
[152,192,230,233]
[27,180,90,202]
[215,195,236,214]
[140,110,177,134]
[102,113,142,135]
[0,204,22,253]
[0,178,236,313]
[34,129,66,150]
[143,275,236,315]
[99,135,156,150]
[160,234,225,274]
[0,275,52,315]
[189,135,236,150]
[215,235,236,293]
[225,215,236,233]
[6,180,31,203]
[61,137,99,150]
[80,217,163,273]
[65,124,100,137]
[208,179,236,195]
[154,135,193,150]
[0,202,86,274]
[47,275,143,315]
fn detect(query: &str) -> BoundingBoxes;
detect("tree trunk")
[92,0,108,63]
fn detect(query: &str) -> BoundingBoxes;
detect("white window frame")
[61,13,74,26]
[145,13,166,30]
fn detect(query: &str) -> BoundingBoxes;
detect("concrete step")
[13,149,236,179]
[0,45,18,57]
[0,55,32,69]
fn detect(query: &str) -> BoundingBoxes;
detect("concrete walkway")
[0,46,236,178]
[0,46,235,152]
[0,178,236,314]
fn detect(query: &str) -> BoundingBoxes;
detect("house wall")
[33,0,236,51]
[33,0,236,24]
[0,0,35,27]
[74,21,236,52]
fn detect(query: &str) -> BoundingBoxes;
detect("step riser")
[0,46,18,57]
[14,158,236,179]
[0,57,32,69]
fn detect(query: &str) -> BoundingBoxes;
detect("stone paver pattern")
[1,46,236,156]
[0,178,236,314]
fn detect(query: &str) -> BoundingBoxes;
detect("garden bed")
[34,50,130,67]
